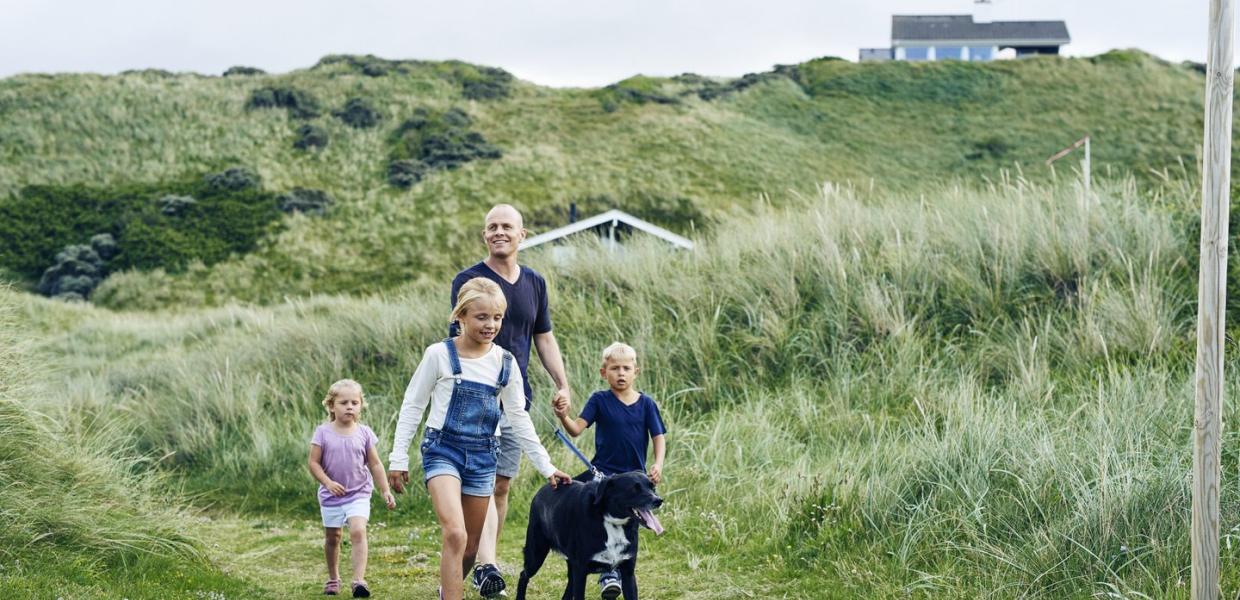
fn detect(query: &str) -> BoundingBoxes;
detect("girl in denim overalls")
[387,277,572,600]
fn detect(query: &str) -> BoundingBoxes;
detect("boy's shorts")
[320,496,371,528]
[421,429,498,497]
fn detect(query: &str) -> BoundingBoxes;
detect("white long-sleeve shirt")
[388,342,556,477]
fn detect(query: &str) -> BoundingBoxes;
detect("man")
[435,204,572,597]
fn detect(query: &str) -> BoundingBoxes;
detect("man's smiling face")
[483,205,526,259]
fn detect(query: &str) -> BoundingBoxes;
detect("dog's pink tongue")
[637,508,664,535]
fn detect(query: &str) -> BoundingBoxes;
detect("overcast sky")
[0,1,1213,87]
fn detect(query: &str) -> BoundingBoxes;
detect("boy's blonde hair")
[601,342,638,365]
[451,277,507,324]
[322,379,365,421]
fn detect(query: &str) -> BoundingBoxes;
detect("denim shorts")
[421,429,498,497]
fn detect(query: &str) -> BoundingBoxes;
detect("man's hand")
[648,463,663,485]
[553,395,570,418]
[387,470,409,494]
[325,480,346,496]
[552,387,571,415]
[548,469,573,489]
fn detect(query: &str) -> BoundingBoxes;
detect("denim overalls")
[420,338,513,496]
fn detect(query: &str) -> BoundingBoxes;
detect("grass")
[0,50,1220,307]
[12,174,1240,597]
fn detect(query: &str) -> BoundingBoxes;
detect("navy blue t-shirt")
[579,390,667,475]
[451,262,552,410]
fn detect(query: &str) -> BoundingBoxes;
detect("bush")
[37,244,105,300]
[387,159,427,188]
[293,124,329,150]
[246,86,321,119]
[332,97,382,129]
[277,188,334,215]
[223,66,265,77]
[595,75,679,109]
[205,167,261,192]
[387,107,502,186]
[0,173,282,285]
[158,194,197,216]
[459,65,515,100]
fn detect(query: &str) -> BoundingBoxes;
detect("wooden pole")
[1194,0,1233,598]
[1083,136,1090,196]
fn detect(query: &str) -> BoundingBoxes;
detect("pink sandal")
[351,580,371,598]
[323,579,341,595]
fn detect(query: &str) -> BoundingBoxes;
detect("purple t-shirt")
[311,423,378,507]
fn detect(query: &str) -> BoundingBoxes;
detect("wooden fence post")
[1193,1,1234,598]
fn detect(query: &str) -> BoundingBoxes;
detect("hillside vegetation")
[0,50,1215,307]
[17,175,1240,597]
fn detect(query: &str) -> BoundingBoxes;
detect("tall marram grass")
[23,177,1240,596]
[0,288,207,582]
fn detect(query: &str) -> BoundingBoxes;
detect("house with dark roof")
[860,15,1070,62]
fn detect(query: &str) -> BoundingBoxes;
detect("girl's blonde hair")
[601,342,638,365]
[451,277,507,324]
[322,379,365,421]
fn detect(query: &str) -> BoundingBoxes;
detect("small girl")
[308,379,396,597]
[387,277,571,600]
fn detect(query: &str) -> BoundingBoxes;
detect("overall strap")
[496,351,513,391]
[443,338,463,381]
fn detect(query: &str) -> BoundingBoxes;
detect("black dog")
[516,471,664,600]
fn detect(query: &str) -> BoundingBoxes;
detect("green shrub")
[277,188,334,215]
[332,97,382,129]
[387,107,502,186]
[595,75,679,109]
[0,173,282,283]
[37,244,104,300]
[246,86,321,119]
[157,194,197,216]
[204,166,261,192]
[223,66,265,77]
[459,65,515,100]
[387,159,427,188]
[293,123,329,150]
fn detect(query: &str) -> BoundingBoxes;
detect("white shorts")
[320,496,371,528]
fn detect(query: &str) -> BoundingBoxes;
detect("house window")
[937,46,963,60]
[904,47,929,61]
[969,46,994,61]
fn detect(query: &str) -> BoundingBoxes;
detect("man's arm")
[533,330,570,406]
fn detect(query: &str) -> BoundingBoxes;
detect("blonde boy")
[554,342,667,599]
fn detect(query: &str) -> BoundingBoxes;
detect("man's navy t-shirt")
[451,262,552,410]
[579,390,666,475]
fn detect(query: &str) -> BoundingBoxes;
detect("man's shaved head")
[483,204,527,260]
[486,204,524,228]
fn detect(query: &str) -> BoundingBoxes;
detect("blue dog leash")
[539,410,603,481]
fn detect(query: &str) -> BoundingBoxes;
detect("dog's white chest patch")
[592,515,633,566]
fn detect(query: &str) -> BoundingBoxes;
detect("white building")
[861,15,1070,62]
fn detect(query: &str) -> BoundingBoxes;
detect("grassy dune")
[14,175,1240,597]
[0,51,1216,307]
